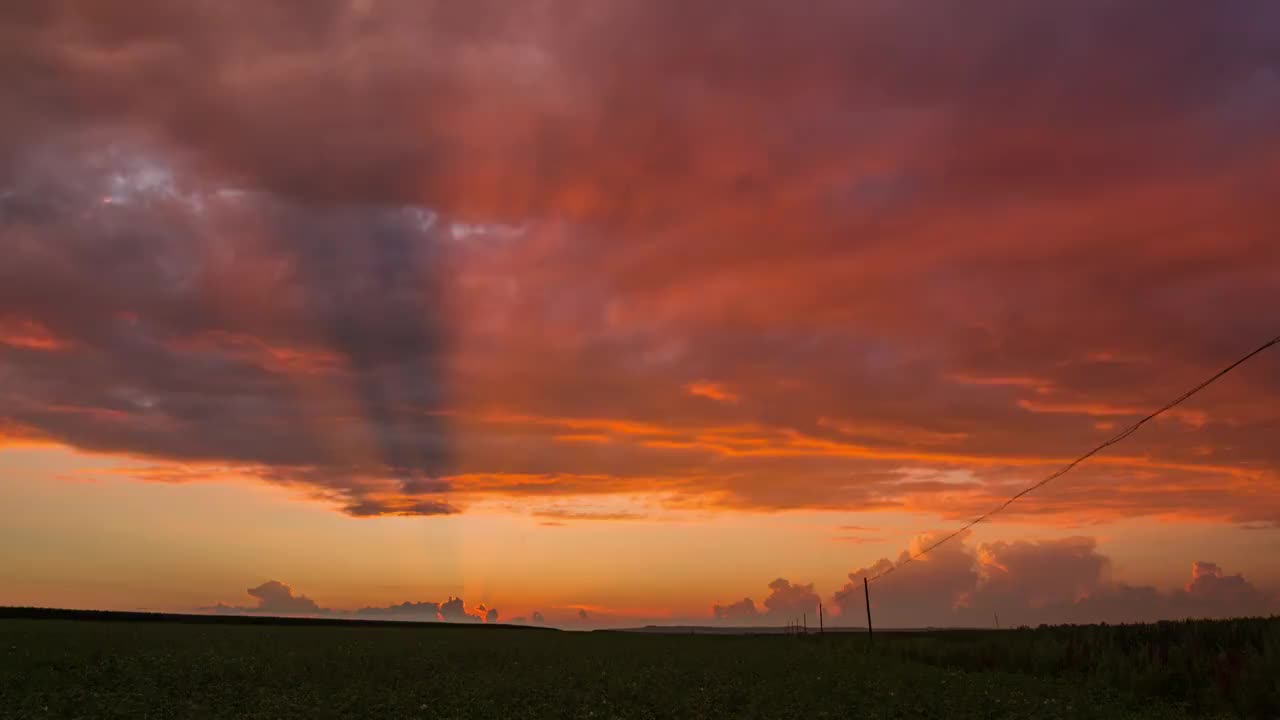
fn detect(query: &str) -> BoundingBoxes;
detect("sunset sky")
[1,1,1278,628]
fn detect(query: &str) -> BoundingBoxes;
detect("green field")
[2,615,1276,719]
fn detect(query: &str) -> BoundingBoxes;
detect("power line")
[868,332,1280,584]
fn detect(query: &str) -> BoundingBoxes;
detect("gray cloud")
[762,578,820,620]
[354,601,441,622]
[208,580,324,616]
[831,535,1278,627]
[711,598,758,621]
[439,596,484,623]
[343,499,459,518]
[207,581,496,623]
[246,580,321,614]
[712,579,820,626]
[0,138,456,516]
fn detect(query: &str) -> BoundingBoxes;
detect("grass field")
[2,614,1275,719]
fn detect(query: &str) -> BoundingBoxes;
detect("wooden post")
[863,577,873,645]
[819,601,824,634]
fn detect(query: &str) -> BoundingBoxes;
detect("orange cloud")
[533,507,647,522]
[0,421,55,449]
[684,381,739,404]
[168,331,344,376]
[0,317,70,352]
[1016,399,1141,417]
[474,412,678,438]
[818,417,969,446]
[948,373,1053,392]
[1017,398,1208,427]
[553,434,612,444]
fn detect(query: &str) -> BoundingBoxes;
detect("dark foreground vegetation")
[2,612,1276,719]
[878,618,1280,718]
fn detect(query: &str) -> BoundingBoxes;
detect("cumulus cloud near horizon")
[206,581,498,624]
[711,578,822,626]
[198,546,1277,631]
[829,533,1277,628]
[710,534,1275,628]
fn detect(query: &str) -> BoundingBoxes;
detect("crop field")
[2,613,1276,719]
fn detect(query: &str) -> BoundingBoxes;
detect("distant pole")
[994,612,1000,630]
[863,577,873,645]
[819,602,824,635]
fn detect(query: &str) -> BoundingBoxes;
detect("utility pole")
[819,601,824,635]
[863,577,873,645]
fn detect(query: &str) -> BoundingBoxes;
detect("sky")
[1,0,1278,629]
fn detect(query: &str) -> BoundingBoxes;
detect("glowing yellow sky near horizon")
[3,444,1275,621]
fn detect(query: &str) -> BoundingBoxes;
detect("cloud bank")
[0,1,1277,526]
